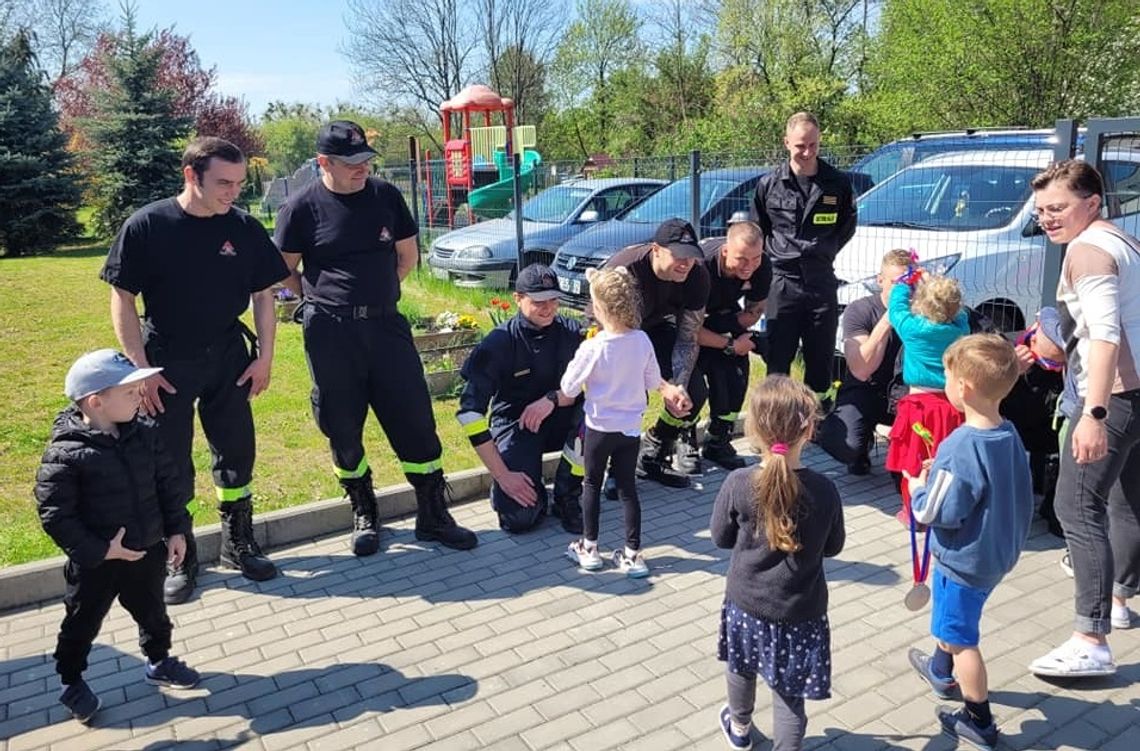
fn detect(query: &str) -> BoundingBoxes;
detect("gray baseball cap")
[65,349,163,401]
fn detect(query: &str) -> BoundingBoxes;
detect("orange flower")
[490,297,501,306]
[500,301,511,310]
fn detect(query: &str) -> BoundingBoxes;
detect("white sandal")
[1029,640,1116,677]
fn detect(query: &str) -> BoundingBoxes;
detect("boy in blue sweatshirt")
[904,334,1034,751]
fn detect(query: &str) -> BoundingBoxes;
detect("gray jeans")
[725,668,807,751]
[1055,390,1140,634]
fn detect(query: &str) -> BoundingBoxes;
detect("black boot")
[674,426,703,475]
[412,471,478,550]
[219,497,277,581]
[164,528,198,605]
[342,471,381,556]
[637,427,690,488]
[551,461,584,535]
[702,419,745,470]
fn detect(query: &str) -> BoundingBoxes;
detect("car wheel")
[976,301,1025,333]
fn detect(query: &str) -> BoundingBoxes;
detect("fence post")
[690,150,701,240]
[669,155,676,182]
[408,136,422,268]
[1039,119,1078,309]
[512,151,525,281]
[633,157,640,178]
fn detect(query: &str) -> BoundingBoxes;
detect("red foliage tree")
[56,28,263,156]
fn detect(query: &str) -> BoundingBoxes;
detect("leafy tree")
[0,30,82,255]
[551,0,642,155]
[56,26,262,156]
[78,14,189,237]
[863,0,1140,140]
[258,106,322,177]
[477,0,564,125]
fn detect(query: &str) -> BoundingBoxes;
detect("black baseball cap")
[515,264,561,301]
[317,120,378,164]
[653,218,702,259]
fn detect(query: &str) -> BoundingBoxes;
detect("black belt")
[312,302,394,320]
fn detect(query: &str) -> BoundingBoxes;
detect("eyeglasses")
[1032,193,1095,224]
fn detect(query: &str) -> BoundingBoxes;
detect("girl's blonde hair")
[744,375,818,553]
[586,267,642,329]
[912,274,962,324]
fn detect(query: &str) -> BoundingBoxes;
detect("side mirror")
[578,209,600,223]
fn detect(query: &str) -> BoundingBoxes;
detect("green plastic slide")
[468,149,543,219]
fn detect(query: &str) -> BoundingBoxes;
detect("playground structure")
[422,84,542,228]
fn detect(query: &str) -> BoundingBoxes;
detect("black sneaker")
[847,456,871,476]
[636,457,691,488]
[938,706,998,751]
[145,657,201,689]
[603,475,619,501]
[59,680,100,725]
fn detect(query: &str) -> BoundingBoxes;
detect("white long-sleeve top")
[1057,224,1140,396]
[560,329,661,435]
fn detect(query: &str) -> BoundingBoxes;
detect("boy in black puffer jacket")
[35,349,201,726]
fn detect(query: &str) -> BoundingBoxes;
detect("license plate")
[571,279,581,295]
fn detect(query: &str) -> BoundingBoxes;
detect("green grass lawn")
[0,245,513,568]
[0,241,783,568]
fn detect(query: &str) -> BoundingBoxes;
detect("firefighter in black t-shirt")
[101,137,288,604]
[273,121,476,555]
[602,219,707,489]
[752,112,857,401]
[690,219,771,470]
[816,249,907,475]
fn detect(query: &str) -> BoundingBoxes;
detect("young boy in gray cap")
[35,349,201,725]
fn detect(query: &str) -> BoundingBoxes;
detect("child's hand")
[661,383,691,415]
[167,534,187,568]
[105,527,146,562]
[903,465,930,491]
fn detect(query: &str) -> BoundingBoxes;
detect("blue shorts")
[930,569,992,647]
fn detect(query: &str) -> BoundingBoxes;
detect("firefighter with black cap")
[456,264,586,534]
[273,120,476,555]
[689,215,771,470]
[602,218,708,489]
[102,136,287,604]
[752,111,857,403]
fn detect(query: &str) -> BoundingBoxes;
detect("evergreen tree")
[79,13,190,237]
[0,30,82,256]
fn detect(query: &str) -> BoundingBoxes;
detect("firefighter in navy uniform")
[689,218,771,470]
[274,121,476,555]
[602,219,708,489]
[102,137,287,604]
[752,111,857,402]
[456,265,586,534]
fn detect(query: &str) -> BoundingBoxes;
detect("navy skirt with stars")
[717,598,832,700]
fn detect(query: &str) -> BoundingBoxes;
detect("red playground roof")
[441,84,515,113]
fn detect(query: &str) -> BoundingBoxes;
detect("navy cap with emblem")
[515,264,561,301]
[652,218,703,259]
[317,120,378,164]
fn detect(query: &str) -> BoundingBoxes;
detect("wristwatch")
[1083,405,1108,421]
[545,390,559,407]
[723,335,735,356]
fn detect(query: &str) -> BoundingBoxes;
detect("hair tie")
[770,443,789,455]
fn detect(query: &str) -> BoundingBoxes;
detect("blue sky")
[132,0,355,118]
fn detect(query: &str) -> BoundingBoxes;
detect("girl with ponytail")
[710,375,846,750]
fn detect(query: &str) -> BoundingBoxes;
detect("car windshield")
[520,186,593,223]
[859,163,1037,231]
[620,178,738,223]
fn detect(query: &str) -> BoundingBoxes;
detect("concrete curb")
[0,453,565,612]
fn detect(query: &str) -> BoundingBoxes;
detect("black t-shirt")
[273,177,417,308]
[100,198,288,348]
[839,294,901,390]
[604,244,710,329]
[700,237,772,335]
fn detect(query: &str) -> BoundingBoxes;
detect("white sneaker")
[1112,605,1134,630]
[1059,552,1074,578]
[612,548,650,578]
[566,540,602,571]
[1029,639,1116,677]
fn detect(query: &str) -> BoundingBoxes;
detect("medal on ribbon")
[904,422,934,611]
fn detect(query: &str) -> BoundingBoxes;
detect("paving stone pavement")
[2,442,1139,751]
